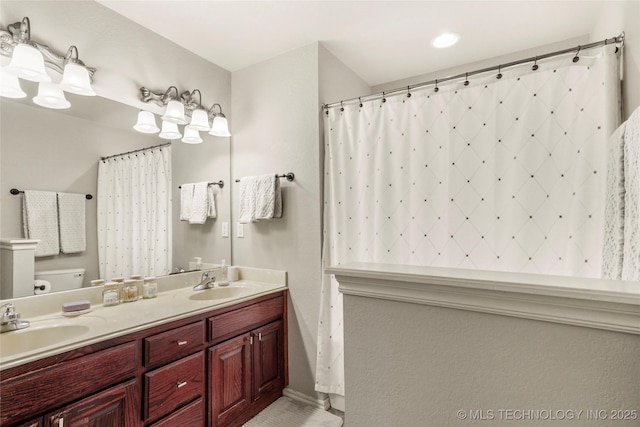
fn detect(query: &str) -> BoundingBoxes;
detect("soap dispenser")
[219,259,229,286]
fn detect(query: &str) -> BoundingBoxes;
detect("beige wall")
[231,42,370,400]
[344,295,640,426]
[591,0,640,118]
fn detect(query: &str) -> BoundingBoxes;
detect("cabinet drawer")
[149,397,204,427]
[1,342,138,426]
[145,321,204,367]
[144,352,204,422]
[209,295,283,344]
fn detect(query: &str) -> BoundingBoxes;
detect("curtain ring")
[496,65,503,79]
[340,101,344,112]
[406,86,412,98]
[573,46,581,63]
[464,72,470,86]
[434,79,439,93]
[532,56,539,71]
[382,92,386,103]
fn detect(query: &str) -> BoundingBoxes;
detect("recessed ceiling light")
[431,32,460,49]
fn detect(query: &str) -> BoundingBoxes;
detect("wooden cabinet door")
[252,320,284,402]
[44,379,138,427]
[209,334,251,427]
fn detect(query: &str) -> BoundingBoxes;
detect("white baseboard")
[283,387,330,410]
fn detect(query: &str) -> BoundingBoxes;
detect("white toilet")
[35,268,85,292]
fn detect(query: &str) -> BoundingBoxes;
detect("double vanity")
[0,267,288,427]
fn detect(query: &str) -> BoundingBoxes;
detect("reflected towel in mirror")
[22,190,60,257]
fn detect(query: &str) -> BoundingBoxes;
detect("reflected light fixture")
[182,127,203,144]
[431,32,460,49]
[136,85,231,143]
[33,82,70,109]
[133,110,160,133]
[159,120,182,139]
[208,104,231,137]
[1,17,96,108]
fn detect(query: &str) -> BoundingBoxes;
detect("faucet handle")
[1,303,19,321]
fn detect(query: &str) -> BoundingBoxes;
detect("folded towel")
[22,190,59,257]
[622,106,640,280]
[180,183,195,221]
[207,184,217,218]
[255,174,282,220]
[602,122,627,279]
[238,177,257,224]
[189,182,210,224]
[57,192,86,254]
[239,174,283,223]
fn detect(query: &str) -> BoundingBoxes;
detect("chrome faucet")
[0,303,30,333]
[193,271,216,291]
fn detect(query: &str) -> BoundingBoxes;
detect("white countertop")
[0,267,287,371]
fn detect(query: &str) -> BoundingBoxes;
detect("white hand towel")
[22,190,60,257]
[239,176,258,224]
[207,185,217,218]
[57,192,86,254]
[189,182,209,224]
[180,183,195,221]
[255,174,282,220]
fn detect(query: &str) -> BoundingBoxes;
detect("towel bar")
[178,180,224,189]
[10,188,93,200]
[235,173,295,183]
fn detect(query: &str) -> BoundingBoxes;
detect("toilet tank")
[35,268,85,292]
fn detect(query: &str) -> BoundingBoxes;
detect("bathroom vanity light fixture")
[431,32,460,49]
[137,85,231,142]
[0,17,96,108]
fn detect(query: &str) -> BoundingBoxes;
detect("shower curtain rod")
[323,33,625,110]
[100,142,171,161]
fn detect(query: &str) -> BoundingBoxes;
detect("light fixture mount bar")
[139,86,222,120]
[0,17,95,80]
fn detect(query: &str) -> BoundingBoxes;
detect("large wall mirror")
[0,81,231,298]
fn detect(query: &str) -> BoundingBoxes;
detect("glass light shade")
[32,82,70,109]
[60,63,95,96]
[187,108,211,131]
[161,99,187,125]
[182,127,203,144]
[159,120,182,139]
[133,111,160,134]
[6,44,51,82]
[209,115,231,137]
[0,68,27,98]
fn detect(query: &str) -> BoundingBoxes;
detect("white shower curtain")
[97,146,172,279]
[316,46,621,397]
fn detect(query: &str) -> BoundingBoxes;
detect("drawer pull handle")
[177,340,188,346]
[177,381,188,389]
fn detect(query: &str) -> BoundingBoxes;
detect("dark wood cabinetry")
[45,379,138,427]
[0,291,286,427]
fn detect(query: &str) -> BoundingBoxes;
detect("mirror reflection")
[0,82,231,299]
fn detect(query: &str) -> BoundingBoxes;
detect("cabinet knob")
[177,381,188,389]
[177,340,188,346]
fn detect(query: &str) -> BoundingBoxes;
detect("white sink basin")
[1,324,93,358]
[189,286,253,301]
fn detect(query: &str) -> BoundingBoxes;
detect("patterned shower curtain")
[97,145,172,279]
[316,46,621,396]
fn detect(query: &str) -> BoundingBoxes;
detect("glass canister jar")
[142,277,158,299]
[130,274,144,298]
[121,279,139,302]
[102,282,120,306]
